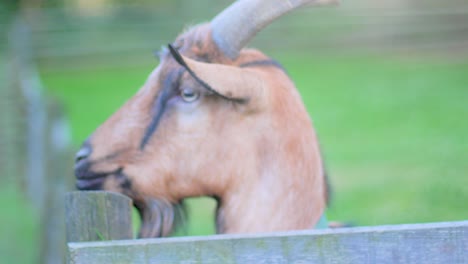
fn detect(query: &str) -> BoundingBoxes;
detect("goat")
[74,0,337,237]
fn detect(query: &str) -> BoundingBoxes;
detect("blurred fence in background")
[1,16,75,264]
[18,0,468,71]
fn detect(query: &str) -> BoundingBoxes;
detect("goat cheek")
[102,174,132,194]
[177,109,209,134]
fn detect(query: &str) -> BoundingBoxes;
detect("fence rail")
[65,191,468,264]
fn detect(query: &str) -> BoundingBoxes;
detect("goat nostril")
[75,146,91,163]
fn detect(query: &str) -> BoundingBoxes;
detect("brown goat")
[74,0,336,237]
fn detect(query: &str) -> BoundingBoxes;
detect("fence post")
[65,191,133,243]
[40,100,74,264]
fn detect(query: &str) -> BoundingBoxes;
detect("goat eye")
[180,88,200,102]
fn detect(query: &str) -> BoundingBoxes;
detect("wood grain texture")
[65,191,133,243]
[68,220,467,264]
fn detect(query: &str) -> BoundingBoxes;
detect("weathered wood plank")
[68,221,467,264]
[65,191,133,243]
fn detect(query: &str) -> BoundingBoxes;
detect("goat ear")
[168,44,266,107]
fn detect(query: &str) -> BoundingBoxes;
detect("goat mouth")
[75,166,126,191]
[76,172,108,190]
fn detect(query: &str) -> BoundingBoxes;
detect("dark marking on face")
[116,172,132,190]
[140,69,184,149]
[140,48,281,150]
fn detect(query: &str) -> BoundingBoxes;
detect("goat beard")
[133,196,187,238]
[105,170,187,238]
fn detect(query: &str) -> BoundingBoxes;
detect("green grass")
[280,54,468,225]
[40,53,468,234]
[0,183,40,264]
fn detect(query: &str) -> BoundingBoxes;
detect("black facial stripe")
[115,170,132,190]
[139,70,183,149]
[239,59,286,72]
[140,49,281,150]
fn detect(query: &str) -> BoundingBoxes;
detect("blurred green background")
[1,0,467,263]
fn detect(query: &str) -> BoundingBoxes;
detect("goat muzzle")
[74,141,109,190]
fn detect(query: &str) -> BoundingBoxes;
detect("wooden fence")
[65,191,467,264]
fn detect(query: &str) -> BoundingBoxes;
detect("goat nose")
[75,142,92,163]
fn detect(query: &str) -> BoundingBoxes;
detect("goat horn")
[211,0,339,60]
